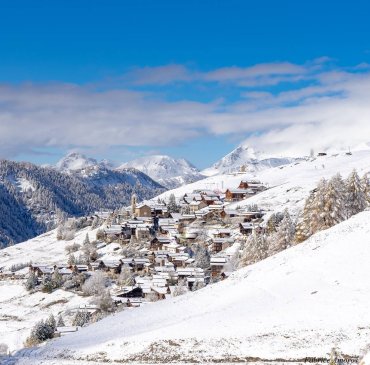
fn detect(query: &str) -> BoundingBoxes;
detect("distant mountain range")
[0,157,164,246]
[117,155,205,189]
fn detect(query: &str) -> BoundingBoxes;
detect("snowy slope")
[202,143,297,176]
[117,154,205,189]
[157,150,370,216]
[15,211,370,363]
[0,226,129,353]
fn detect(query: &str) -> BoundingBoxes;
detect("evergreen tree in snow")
[51,267,63,289]
[67,253,76,266]
[239,231,269,267]
[57,315,65,327]
[346,169,367,217]
[362,173,370,204]
[309,178,328,234]
[72,311,91,327]
[26,319,55,346]
[25,270,38,291]
[193,244,210,269]
[45,314,56,332]
[321,176,346,228]
[117,266,134,287]
[295,190,316,243]
[83,233,90,245]
[268,209,295,255]
[167,193,180,213]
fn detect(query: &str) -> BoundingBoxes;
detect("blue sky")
[1,0,370,168]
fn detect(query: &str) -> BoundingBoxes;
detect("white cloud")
[0,60,370,160]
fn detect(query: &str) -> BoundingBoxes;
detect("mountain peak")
[202,144,296,176]
[55,152,99,172]
[117,154,204,189]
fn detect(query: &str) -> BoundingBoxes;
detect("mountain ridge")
[117,154,205,189]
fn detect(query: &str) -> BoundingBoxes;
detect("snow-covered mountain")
[13,211,370,363]
[55,152,112,173]
[202,143,297,176]
[117,155,205,189]
[0,159,165,246]
[56,152,98,172]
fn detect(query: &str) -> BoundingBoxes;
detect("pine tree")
[51,267,63,289]
[362,173,370,204]
[310,178,328,233]
[239,231,268,267]
[45,314,56,332]
[67,253,76,266]
[25,270,38,291]
[72,311,91,327]
[295,191,315,242]
[193,245,210,269]
[167,194,180,213]
[83,233,90,246]
[312,179,345,232]
[57,315,65,327]
[346,169,367,217]
[269,209,295,255]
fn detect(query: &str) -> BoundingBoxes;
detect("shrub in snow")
[82,272,107,296]
[96,229,105,241]
[10,261,32,273]
[145,292,159,302]
[64,242,80,254]
[57,224,76,241]
[0,343,8,355]
[117,266,134,286]
[172,279,189,297]
[94,290,115,312]
[63,273,85,291]
[191,281,205,291]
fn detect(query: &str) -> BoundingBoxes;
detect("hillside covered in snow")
[158,150,370,217]
[12,210,370,363]
[118,154,205,189]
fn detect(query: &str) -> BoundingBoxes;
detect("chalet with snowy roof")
[213,229,232,238]
[150,237,172,251]
[239,222,255,235]
[135,204,152,217]
[189,200,207,212]
[211,237,234,253]
[210,256,228,278]
[114,286,143,299]
[178,213,197,224]
[241,211,264,222]
[238,180,249,189]
[224,188,254,202]
[135,225,151,241]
